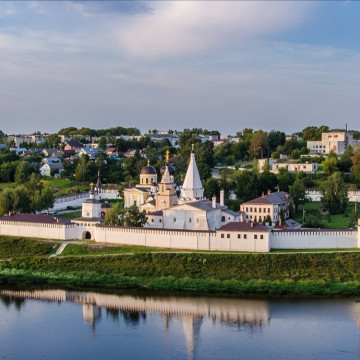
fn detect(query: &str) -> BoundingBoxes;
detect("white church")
[0,148,359,252]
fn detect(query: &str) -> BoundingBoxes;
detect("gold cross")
[165,150,170,162]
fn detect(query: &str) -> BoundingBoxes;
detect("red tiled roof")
[218,222,268,232]
[0,213,69,224]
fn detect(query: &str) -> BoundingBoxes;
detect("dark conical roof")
[140,165,157,175]
[95,177,102,189]
[160,163,175,176]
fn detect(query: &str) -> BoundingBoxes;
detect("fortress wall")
[211,232,270,252]
[95,226,213,250]
[0,220,76,240]
[270,230,358,249]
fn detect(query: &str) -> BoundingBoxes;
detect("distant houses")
[39,158,64,177]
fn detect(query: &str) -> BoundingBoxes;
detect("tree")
[225,155,236,166]
[289,178,306,213]
[320,172,348,215]
[14,161,30,185]
[75,156,90,183]
[277,168,295,193]
[322,155,338,176]
[0,188,14,216]
[268,130,286,154]
[105,204,147,227]
[338,145,353,173]
[204,178,220,201]
[234,171,259,202]
[351,148,360,183]
[248,130,267,159]
[13,186,31,213]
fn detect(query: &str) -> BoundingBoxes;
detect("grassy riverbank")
[1,237,360,295]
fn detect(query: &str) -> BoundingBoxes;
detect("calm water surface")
[0,288,359,360]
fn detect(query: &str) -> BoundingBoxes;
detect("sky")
[0,1,360,135]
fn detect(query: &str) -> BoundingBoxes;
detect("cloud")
[115,1,311,58]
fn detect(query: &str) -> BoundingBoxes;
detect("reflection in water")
[2,289,360,360]
[0,289,269,360]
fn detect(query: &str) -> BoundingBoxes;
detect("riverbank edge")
[2,251,360,296]
[1,269,360,296]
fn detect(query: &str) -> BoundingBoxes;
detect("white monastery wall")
[52,190,120,211]
[211,232,270,252]
[0,221,77,240]
[305,189,360,202]
[94,226,213,250]
[270,230,358,249]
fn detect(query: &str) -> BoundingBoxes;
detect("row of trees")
[0,174,54,216]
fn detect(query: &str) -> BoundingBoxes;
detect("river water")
[0,288,360,360]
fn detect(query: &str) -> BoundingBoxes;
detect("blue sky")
[0,1,359,135]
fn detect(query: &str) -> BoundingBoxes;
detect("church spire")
[179,147,204,203]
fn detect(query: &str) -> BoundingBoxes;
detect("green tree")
[267,130,286,154]
[75,156,90,183]
[105,204,147,227]
[320,172,348,215]
[351,148,360,183]
[277,168,295,193]
[0,188,14,215]
[204,178,220,201]
[248,130,267,159]
[322,155,338,176]
[13,186,31,213]
[289,178,306,213]
[234,171,259,202]
[14,161,30,185]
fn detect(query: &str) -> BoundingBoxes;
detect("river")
[0,288,359,359]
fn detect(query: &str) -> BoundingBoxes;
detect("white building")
[258,159,318,174]
[307,131,360,155]
[39,158,64,177]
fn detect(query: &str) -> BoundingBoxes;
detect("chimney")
[267,189,271,196]
[212,196,216,209]
[250,221,254,228]
[220,189,224,207]
[261,192,265,198]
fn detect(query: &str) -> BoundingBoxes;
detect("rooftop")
[0,213,70,224]
[218,222,268,233]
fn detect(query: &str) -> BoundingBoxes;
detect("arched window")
[221,216,225,222]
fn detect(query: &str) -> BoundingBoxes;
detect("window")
[221,234,224,238]
[159,219,162,223]
[259,208,261,213]
[237,234,241,239]
[151,219,154,223]
[250,207,253,212]
[246,207,248,212]
[254,208,257,213]
[254,235,258,239]
[221,216,225,222]
[260,235,263,239]
[227,234,230,238]
[244,234,247,239]
[189,218,192,223]
[268,208,270,213]
[146,178,148,184]
[173,217,176,222]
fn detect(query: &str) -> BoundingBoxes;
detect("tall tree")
[351,148,360,183]
[289,178,306,213]
[320,172,348,215]
[248,130,267,159]
[14,161,30,185]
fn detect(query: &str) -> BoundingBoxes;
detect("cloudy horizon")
[0,1,359,135]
